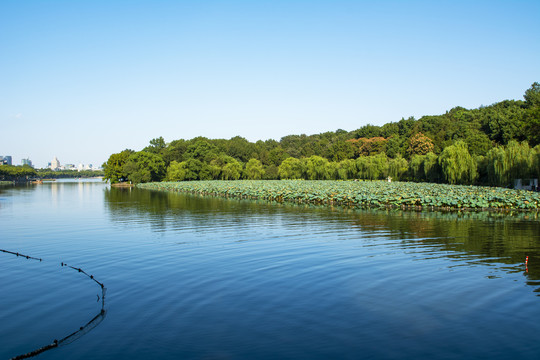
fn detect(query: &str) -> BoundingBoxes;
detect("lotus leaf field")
[138,180,540,211]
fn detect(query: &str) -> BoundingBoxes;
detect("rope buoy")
[2,248,106,360]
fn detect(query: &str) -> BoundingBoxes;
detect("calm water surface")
[1,180,540,359]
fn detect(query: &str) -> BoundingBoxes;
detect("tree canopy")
[103,82,540,187]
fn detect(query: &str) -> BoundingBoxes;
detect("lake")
[1,179,540,359]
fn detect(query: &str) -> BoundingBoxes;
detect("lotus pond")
[139,180,540,211]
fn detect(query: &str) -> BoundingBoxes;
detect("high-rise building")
[0,155,12,165]
[51,157,61,170]
[21,158,33,167]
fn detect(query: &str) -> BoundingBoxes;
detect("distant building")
[1,155,12,165]
[21,158,33,167]
[51,157,61,170]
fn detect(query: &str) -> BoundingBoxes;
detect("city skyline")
[1,154,99,170]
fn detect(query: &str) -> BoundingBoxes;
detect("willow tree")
[535,145,540,179]
[485,141,536,186]
[504,140,535,182]
[423,152,439,183]
[438,141,477,185]
[356,153,388,180]
[304,156,331,180]
[408,154,426,181]
[388,155,408,180]
[326,161,339,180]
[200,162,221,180]
[278,157,304,179]
[221,158,242,180]
[244,159,265,180]
[485,146,507,186]
[337,159,357,180]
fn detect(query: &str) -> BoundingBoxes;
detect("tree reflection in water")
[104,187,540,287]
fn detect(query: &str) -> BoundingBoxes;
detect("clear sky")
[1,0,539,168]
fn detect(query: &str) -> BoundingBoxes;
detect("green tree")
[439,141,477,184]
[161,139,188,165]
[0,165,37,181]
[102,149,133,184]
[337,159,357,180]
[384,136,404,158]
[227,136,256,162]
[505,140,536,183]
[200,162,222,180]
[222,158,242,180]
[244,159,265,179]
[143,137,166,154]
[464,132,492,156]
[326,161,339,180]
[330,141,354,161]
[524,82,540,108]
[524,82,540,146]
[166,161,187,181]
[355,153,388,180]
[268,147,290,166]
[368,152,389,180]
[263,165,279,180]
[123,151,166,184]
[535,145,540,180]
[408,155,426,182]
[388,155,408,180]
[423,152,440,183]
[304,156,331,180]
[278,157,304,179]
[166,159,202,181]
[485,141,536,186]
[485,146,506,186]
[183,139,219,162]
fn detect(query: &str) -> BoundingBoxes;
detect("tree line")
[0,165,37,181]
[0,166,104,182]
[103,82,540,187]
[36,169,105,179]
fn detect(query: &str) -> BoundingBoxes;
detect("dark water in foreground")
[1,180,540,359]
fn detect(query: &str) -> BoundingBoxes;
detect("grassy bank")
[139,180,540,211]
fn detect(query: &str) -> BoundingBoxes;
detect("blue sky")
[1,0,539,168]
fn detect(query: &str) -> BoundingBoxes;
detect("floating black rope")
[0,249,41,261]
[62,263,105,289]
[2,249,106,360]
[9,342,58,360]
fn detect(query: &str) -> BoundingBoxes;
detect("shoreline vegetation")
[0,166,104,183]
[104,83,540,193]
[138,180,540,212]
